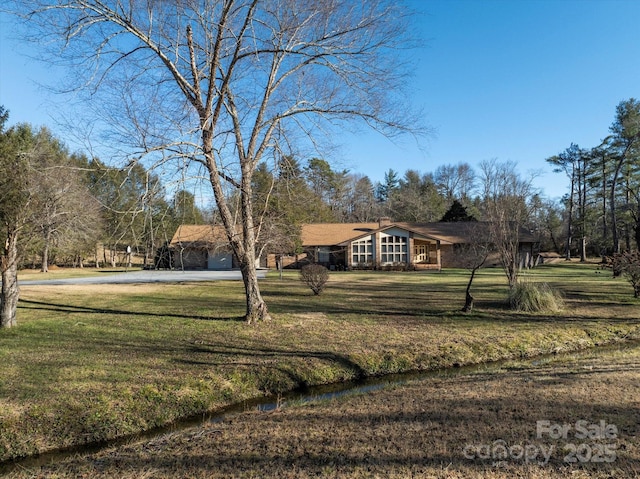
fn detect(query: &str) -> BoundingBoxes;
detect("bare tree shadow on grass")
[17,299,245,321]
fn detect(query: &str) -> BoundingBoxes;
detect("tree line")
[3,96,637,327]
[0,107,565,278]
[546,98,640,261]
[0,107,205,267]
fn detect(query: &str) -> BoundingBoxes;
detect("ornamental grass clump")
[299,264,329,295]
[509,279,564,313]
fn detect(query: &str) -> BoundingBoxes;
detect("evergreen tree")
[440,200,477,222]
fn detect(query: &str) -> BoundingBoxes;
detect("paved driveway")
[19,269,268,286]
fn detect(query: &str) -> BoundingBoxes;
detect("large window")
[352,238,373,265]
[381,234,407,264]
[317,247,331,263]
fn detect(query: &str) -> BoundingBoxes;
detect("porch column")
[408,236,415,269]
[436,241,442,271]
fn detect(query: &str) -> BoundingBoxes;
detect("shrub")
[299,264,329,295]
[509,280,563,313]
[612,251,640,297]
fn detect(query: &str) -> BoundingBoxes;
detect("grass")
[509,279,564,312]
[1,262,639,465]
[5,339,640,478]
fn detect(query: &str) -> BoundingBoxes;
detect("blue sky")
[1,0,639,200]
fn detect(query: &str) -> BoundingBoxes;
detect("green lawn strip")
[0,264,639,462]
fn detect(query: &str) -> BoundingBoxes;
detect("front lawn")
[0,263,638,463]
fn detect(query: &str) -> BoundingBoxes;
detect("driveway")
[19,269,268,286]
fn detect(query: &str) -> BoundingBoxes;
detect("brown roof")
[412,222,539,244]
[397,222,492,244]
[333,224,453,246]
[170,225,229,248]
[300,222,380,246]
[172,221,538,250]
[300,221,537,246]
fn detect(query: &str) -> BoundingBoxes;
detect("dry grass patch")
[6,343,639,478]
[17,267,135,282]
[1,264,639,464]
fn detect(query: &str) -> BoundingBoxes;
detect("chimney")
[379,217,392,228]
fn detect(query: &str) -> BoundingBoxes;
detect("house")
[283,218,538,271]
[170,224,241,270]
[170,220,537,271]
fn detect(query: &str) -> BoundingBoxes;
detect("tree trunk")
[202,149,270,323]
[578,159,588,263]
[625,172,632,252]
[239,173,270,324]
[461,269,476,313]
[611,149,629,257]
[548,223,560,254]
[580,237,587,263]
[41,230,51,273]
[1,230,20,328]
[565,178,574,261]
[635,208,640,249]
[507,265,518,289]
[601,155,608,257]
[241,256,270,324]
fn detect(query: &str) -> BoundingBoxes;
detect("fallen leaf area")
[8,343,639,478]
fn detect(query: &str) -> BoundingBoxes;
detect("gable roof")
[300,221,537,246]
[409,222,538,244]
[170,224,229,248]
[396,222,491,244]
[333,224,453,246]
[300,222,380,247]
[171,221,538,250]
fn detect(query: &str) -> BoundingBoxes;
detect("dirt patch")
[20,283,167,296]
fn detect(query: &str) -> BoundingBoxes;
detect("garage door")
[208,252,232,270]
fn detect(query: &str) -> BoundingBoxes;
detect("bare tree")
[57,193,104,268]
[345,174,379,222]
[434,162,476,203]
[458,225,493,313]
[13,0,423,323]
[479,159,536,289]
[27,129,102,272]
[0,119,37,328]
[612,250,640,298]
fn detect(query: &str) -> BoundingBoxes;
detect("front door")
[414,243,428,263]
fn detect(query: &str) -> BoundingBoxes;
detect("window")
[318,247,330,263]
[380,234,407,264]
[352,237,372,265]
